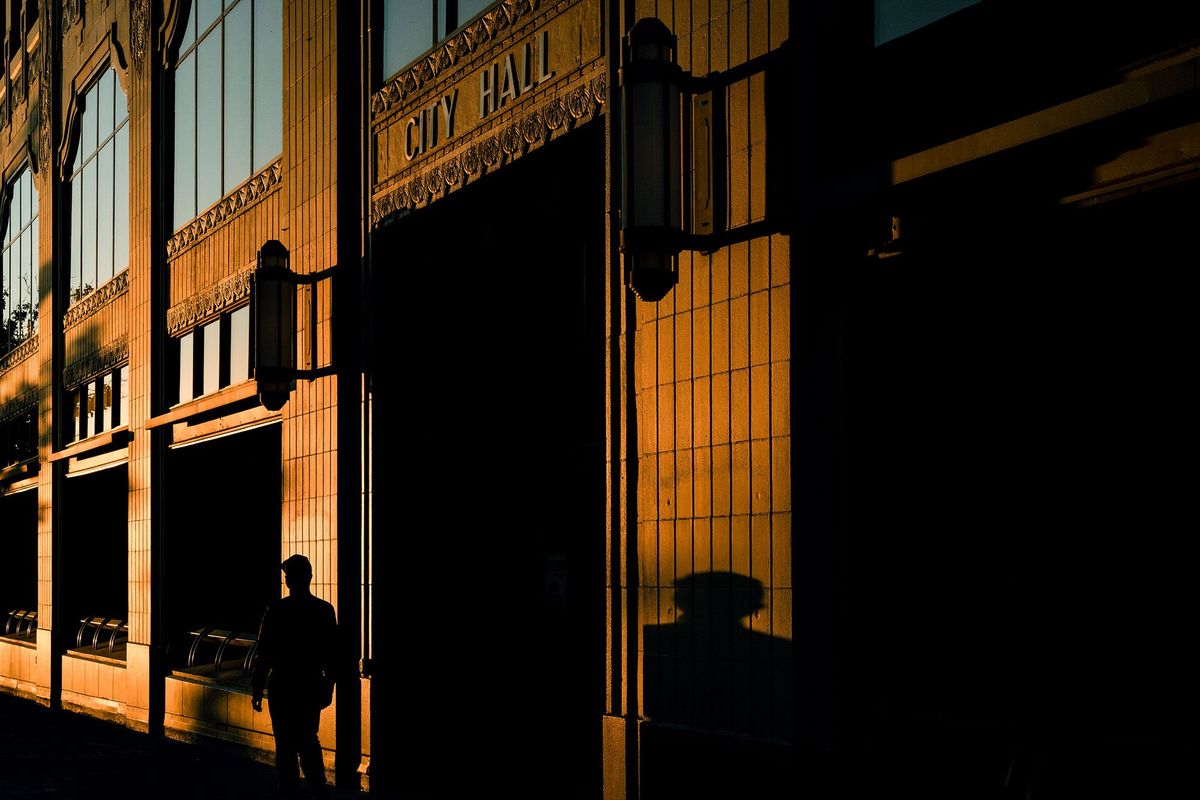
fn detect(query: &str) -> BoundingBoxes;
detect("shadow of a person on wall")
[642,571,792,799]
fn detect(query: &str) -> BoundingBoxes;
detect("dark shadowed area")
[0,692,372,799]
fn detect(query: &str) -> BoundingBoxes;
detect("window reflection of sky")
[876,0,980,45]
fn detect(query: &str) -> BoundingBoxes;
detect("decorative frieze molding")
[132,0,150,74]
[63,0,82,31]
[166,160,283,258]
[0,388,37,424]
[11,66,24,105]
[39,29,54,186]
[0,335,38,376]
[166,263,256,335]
[62,270,129,330]
[372,72,605,227]
[64,337,128,389]
[371,0,543,117]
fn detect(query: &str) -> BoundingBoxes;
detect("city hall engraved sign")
[370,0,604,225]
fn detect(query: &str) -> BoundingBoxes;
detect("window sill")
[0,456,38,483]
[146,381,262,430]
[48,426,131,463]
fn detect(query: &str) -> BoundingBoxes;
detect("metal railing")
[183,626,258,677]
[3,609,36,640]
[74,616,128,654]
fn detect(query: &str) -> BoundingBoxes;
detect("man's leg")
[269,702,301,799]
[298,703,329,800]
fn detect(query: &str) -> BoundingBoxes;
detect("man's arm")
[320,603,338,707]
[250,606,273,711]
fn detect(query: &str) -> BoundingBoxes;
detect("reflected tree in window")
[1,169,38,355]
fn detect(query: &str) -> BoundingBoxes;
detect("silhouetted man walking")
[252,554,337,800]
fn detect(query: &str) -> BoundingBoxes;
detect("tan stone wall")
[630,0,791,742]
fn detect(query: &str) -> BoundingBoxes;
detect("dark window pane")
[203,319,221,395]
[81,91,96,160]
[25,173,34,220]
[102,372,114,431]
[196,34,224,211]
[3,250,11,341]
[13,235,23,337]
[97,139,114,286]
[114,124,129,274]
[115,73,129,125]
[28,216,37,333]
[119,365,129,426]
[178,332,195,404]
[69,390,81,443]
[438,0,447,35]
[253,0,283,172]
[82,158,97,295]
[875,0,980,45]
[383,0,434,78]
[224,0,252,190]
[174,54,197,229]
[9,180,19,235]
[180,1,197,51]
[98,70,115,142]
[85,381,97,438]
[230,305,250,382]
[15,172,26,226]
[71,175,82,302]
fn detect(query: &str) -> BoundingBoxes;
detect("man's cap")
[281,554,313,577]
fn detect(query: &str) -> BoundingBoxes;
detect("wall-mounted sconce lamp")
[620,18,686,303]
[254,240,297,411]
[254,240,339,411]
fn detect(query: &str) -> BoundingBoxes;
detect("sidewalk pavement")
[0,691,364,799]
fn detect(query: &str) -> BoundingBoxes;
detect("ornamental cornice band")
[0,335,39,376]
[371,0,543,118]
[166,263,256,335]
[371,73,605,227]
[0,388,37,425]
[62,270,129,330]
[166,159,283,258]
[64,337,129,389]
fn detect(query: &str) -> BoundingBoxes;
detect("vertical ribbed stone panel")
[630,0,792,747]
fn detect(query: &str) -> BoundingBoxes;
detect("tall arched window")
[1,168,37,355]
[69,69,130,304]
[174,0,282,231]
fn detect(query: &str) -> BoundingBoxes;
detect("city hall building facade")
[0,0,794,795]
[3,0,1200,798]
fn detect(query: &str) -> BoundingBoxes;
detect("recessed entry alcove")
[0,485,37,643]
[164,422,280,689]
[60,463,129,661]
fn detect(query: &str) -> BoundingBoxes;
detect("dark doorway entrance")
[371,123,606,798]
